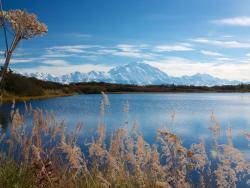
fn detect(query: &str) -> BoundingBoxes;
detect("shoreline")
[2,90,250,104]
[105,91,250,94]
[1,93,76,104]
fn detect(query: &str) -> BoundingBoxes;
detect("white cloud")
[223,35,234,38]
[46,44,154,59]
[113,51,149,58]
[48,45,102,51]
[145,57,250,81]
[13,53,31,57]
[213,17,250,26]
[44,45,104,59]
[116,44,140,52]
[46,45,103,56]
[62,48,86,53]
[154,44,194,52]
[42,53,74,58]
[98,49,154,59]
[193,38,250,48]
[200,50,223,57]
[44,43,194,59]
[74,33,92,38]
[16,64,113,76]
[42,60,69,66]
[113,44,145,58]
[94,44,156,59]
[215,57,233,61]
[0,58,37,64]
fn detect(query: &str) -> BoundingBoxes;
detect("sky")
[2,0,250,81]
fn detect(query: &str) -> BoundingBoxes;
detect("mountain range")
[22,62,242,86]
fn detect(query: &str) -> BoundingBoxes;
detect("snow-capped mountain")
[108,62,171,85]
[22,62,241,86]
[172,73,240,86]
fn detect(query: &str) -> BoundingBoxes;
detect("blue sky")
[2,0,250,81]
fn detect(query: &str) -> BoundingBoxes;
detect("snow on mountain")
[22,62,242,86]
[86,71,113,83]
[24,71,113,84]
[23,72,60,82]
[108,62,170,85]
[173,73,240,86]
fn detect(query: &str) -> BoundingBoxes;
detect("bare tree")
[0,9,47,89]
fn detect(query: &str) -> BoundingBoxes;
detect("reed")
[0,94,250,188]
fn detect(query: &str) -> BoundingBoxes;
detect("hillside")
[1,70,74,102]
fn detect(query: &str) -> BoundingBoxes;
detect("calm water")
[1,93,250,154]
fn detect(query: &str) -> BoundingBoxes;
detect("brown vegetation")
[0,93,250,188]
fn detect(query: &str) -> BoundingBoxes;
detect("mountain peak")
[22,63,241,86]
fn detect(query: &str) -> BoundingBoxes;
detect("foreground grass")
[0,161,34,188]
[0,93,250,188]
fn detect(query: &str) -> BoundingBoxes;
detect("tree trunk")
[0,51,12,83]
[0,35,20,94]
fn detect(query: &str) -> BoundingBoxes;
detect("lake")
[1,93,250,154]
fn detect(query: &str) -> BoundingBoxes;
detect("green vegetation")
[71,82,250,93]
[0,161,34,188]
[2,70,250,103]
[1,70,75,102]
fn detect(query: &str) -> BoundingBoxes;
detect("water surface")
[1,93,250,153]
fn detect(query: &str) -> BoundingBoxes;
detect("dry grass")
[0,93,250,188]
[1,90,75,104]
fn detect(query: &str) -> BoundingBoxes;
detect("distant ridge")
[23,62,242,86]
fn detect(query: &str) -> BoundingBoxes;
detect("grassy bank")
[1,92,76,103]
[1,71,76,103]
